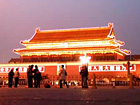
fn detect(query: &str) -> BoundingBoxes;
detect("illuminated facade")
[2,23,138,85]
[13,23,130,63]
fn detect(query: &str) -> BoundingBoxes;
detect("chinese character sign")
[0,66,44,73]
[79,65,136,72]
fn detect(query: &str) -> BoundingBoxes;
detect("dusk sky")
[0,0,140,63]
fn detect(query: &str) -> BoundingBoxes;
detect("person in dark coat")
[14,68,20,88]
[80,65,89,88]
[33,65,39,88]
[8,69,14,88]
[27,65,34,88]
[36,70,42,88]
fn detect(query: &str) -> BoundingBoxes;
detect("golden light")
[79,54,91,64]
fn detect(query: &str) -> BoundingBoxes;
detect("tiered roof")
[14,23,130,56]
[22,25,113,44]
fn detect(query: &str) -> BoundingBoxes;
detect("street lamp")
[79,54,91,65]
[123,60,134,89]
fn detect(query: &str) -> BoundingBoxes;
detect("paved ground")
[0,86,140,105]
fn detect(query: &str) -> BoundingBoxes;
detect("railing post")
[2,81,5,87]
[92,73,97,89]
[112,81,116,88]
[129,73,134,89]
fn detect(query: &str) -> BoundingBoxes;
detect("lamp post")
[123,61,134,89]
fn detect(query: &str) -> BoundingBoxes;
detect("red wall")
[43,64,140,77]
[117,54,124,60]
[45,66,57,75]
[66,65,80,75]
[1,62,140,78]
[136,65,140,75]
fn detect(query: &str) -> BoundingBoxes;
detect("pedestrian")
[36,69,42,88]
[33,65,39,88]
[14,68,20,88]
[44,81,51,88]
[8,69,14,88]
[80,65,88,88]
[59,65,69,88]
[27,65,34,88]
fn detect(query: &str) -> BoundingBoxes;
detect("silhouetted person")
[8,69,14,88]
[33,65,39,88]
[44,81,51,88]
[27,65,34,88]
[36,70,42,88]
[59,65,69,88]
[14,68,20,88]
[80,65,88,88]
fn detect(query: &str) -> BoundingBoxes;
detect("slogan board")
[0,66,45,73]
[79,65,136,72]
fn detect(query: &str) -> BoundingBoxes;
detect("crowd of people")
[8,64,89,88]
[8,65,42,88]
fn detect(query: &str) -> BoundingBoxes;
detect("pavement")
[0,85,140,105]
